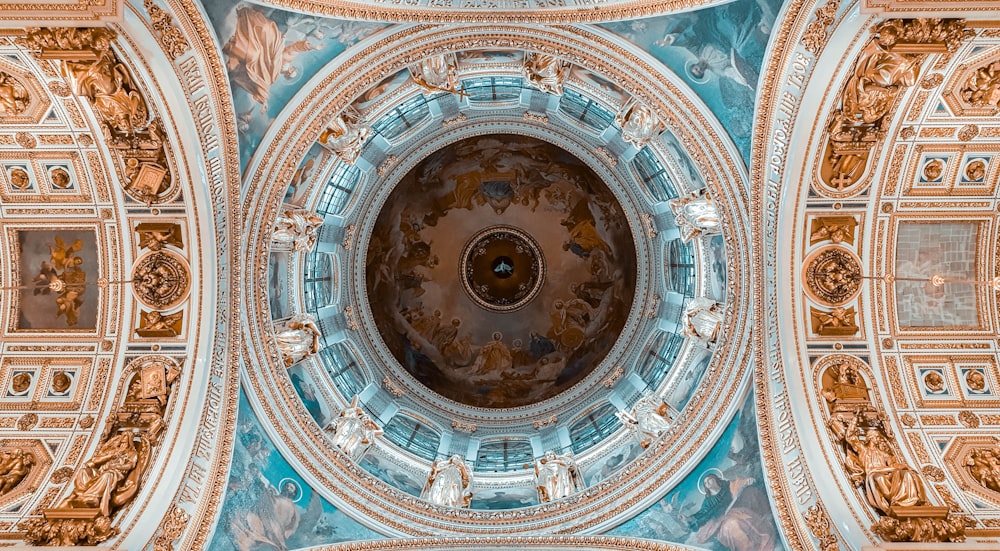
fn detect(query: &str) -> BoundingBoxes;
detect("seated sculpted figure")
[60,432,146,517]
[523,53,569,95]
[535,450,581,503]
[837,414,926,515]
[618,103,663,149]
[319,110,370,165]
[327,396,382,459]
[0,449,35,494]
[618,393,673,448]
[422,455,472,508]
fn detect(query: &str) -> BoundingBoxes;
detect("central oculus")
[461,225,545,312]
[365,135,636,408]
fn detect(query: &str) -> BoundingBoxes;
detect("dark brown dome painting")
[366,135,636,407]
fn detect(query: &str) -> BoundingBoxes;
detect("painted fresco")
[469,485,539,509]
[205,0,388,169]
[268,251,290,320]
[358,454,425,497]
[210,389,381,550]
[365,135,637,408]
[288,364,328,425]
[583,440,644,485]
[16,229,99,330]
[608,393,786,551]
[666,348,712,411]
[285,142,331,205]
[894,222,980,328]
[705,234,728,302]
[601,0,782,163]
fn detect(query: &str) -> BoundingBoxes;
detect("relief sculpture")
[827,412,965,542]
[19,27,177,204]
[0,449,35,495]
[965,446,1000,494]
[818,19,972,196]
[21,357,180,545]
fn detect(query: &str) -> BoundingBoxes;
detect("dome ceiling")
[366,134,637,407]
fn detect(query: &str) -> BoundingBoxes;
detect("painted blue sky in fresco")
[208,389,381,549]
[606,392,787,551]
[204,0,389,171]
[601,0,783,164]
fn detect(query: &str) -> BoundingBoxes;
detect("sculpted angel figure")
[523,53,570,95]
[618,393,673,448]
[326,396,382,459]
[411,54,460,94]
[682,297,724,344]
[275,314,321,366]
[535,450,582,503]
[319,109,370,165]
[618,102,663,149]
[0,449,35,494]
[669,189,721,243]
[422,455,472,508]
[273,208,323,252]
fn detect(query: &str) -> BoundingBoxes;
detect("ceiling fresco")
[601,0,783,162]
[204,0,389,170]
[365,135,637,408]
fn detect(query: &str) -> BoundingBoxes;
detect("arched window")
[476,439,534,472]
[569,403,621,453]
[383,414,441,461]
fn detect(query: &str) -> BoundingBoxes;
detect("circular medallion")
[461,225,545,313]
[131,251,190,309]
[803,246,863,306]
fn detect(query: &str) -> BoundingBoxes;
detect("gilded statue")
[319,108,370,165]
[64,51,149,135]
[821,19,972,193]
[618,393,672,448]
[669,190,721,243]
[272,208,324,252]
[821,359,871,413]
[422,455,472,508]
[809,216,857,245]
[961,61,1000,109]
[60,432,150,517]
[326,396,382,459]
[682,297,724,345]
[523,52,570,95]
[617,102,663,149]
[810,306,859,336]
[965,447,1000,493]
[829,414,925,516]
[411,53,460,94]
[275,314,321,366]
[0,449,35,494]
[136,310,183,338]
[0,71,30,116]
